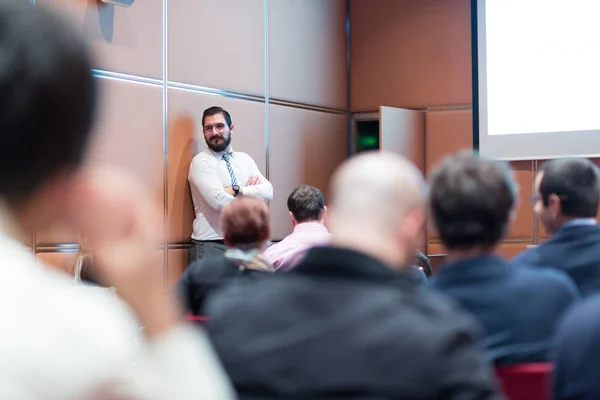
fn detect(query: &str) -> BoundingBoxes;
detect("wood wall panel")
[425,109,472,240]
[268,105,347,240]
[167,115,196,244]
[167,249,188,288]
[425,109,473,174]
[168,0,265,95]
[38,0,163,78]
[427,243,446,256]
[270,0,346,109]
[350,0,472,111]
[37,77,164,246]
[36,250,166,284]
[507,161,534,239]
[496,243,531,260]
[36,223,78,247]
[36,251,79,276]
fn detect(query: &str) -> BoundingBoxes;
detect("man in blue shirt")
[428,152,579,365]
[512,158,600,296]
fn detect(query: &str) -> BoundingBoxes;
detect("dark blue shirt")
[553,293,600,400]
[430,254,579,365]
[512,223,600,297]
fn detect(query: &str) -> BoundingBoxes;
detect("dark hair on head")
[287,185,325,223]
[202,106,232,128]
[539,158,600,218]
[0,0,96,203]
[221,197,270,247]
[429,151,518,250]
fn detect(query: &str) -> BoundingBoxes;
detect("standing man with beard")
[188,106,273,263]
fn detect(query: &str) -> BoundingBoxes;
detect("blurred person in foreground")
[0,2,233,399]
[512,158,600,297]
[177,197,273,316]
[206,151,502,399]
[553,291,600,400]
[428,152,579,365]
[266,184,428,284]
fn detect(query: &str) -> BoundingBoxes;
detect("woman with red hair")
[177,196,273,315]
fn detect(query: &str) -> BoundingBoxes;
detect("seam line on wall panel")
[167,243,191,250]
[92,69,163,87]
[35,244,80,252]
[531,160,540,244]
[422,111,428,254]
[470,0,480,151]
[168,81,266,103]
[355,105,474,114]
[162,0,169,289]
[345,0,352,156]
[37,245,168,252]
[264,0,270,179]
[270,98,346,114]
[35,248,79,254]
[426,104,473,112]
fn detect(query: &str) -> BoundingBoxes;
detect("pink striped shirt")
[264,222,331,271]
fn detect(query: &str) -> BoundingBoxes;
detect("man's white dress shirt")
[0,210,234,399]
[188,148,273,241]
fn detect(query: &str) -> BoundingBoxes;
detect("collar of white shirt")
[208,146,234,159]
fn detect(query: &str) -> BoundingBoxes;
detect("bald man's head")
[327,151,426,268]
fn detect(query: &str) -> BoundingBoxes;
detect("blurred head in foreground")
[0,0,95,238]
[429,151,518,255]
[326,151,427,269]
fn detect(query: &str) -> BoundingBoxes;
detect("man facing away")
[0,2,233,399]
[512,158,600,297]
[206,152,502,399]
[428,152,579,365]
[188,106,273,263]
[265,184,427,284]
[264,185,330,271]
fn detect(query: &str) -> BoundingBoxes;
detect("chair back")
[495,363,552,400]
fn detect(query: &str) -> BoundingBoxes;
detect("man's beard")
[205,133,231,152]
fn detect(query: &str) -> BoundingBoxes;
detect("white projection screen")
[475,0,600,160]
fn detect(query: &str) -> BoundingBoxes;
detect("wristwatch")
[232,184,240,197]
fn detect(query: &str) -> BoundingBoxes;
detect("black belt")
[192,239,225,245]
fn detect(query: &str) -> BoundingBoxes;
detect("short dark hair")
[287,185,325,223]
[540,158,600,218]
[429,151,518,250]
[202,106,232,128]
[0,1,96,203]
